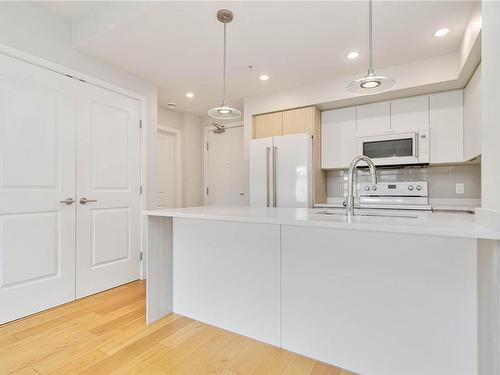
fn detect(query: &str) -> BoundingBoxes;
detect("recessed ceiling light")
[346,51,360,60]
[185,92,194,98]
[433,28,450,37]
[259,74,269,81]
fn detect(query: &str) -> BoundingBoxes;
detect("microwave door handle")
[414,132,419,157]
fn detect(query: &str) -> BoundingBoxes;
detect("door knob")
[59,198,75,205]
[79,197,98,204]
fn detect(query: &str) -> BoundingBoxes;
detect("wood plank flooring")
[0,280,355,375]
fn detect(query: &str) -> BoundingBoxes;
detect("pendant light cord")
[368,0,374,75]
[222,21,227,106]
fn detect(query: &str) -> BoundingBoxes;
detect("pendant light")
[208,9,241,120]
[347,0,395,94]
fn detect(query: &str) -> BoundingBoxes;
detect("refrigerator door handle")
[266,147,270,207]
[273,146,277,207]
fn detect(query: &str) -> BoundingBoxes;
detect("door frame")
[203,122,244,205]
[157,124,182,208]
[0,43,148,280]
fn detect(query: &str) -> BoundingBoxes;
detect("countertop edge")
[143,210,500,241]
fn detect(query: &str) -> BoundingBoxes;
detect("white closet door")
[0,54,76,324]
[75,83,141,298]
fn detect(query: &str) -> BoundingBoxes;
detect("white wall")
[158,105,183,132]
[477,4,500,375]
[481,1,500,214]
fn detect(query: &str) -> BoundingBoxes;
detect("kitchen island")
[145,206,500,375]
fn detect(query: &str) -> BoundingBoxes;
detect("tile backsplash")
[326,164,481,206]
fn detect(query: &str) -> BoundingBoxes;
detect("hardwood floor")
[0,280,354,375]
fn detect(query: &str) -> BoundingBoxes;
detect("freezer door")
[249,137,273,207]
[273,134,313,208]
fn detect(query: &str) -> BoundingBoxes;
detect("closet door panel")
[75,84,141,298]
[0,54,76,324]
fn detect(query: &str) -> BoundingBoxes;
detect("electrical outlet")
[455,183,465,194]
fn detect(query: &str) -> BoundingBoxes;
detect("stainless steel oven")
[357,131,429,166]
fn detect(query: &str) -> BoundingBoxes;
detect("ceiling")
[40,1,477,116]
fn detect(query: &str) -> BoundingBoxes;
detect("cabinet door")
[321,107,357,169]
[463,65,481,160]
[391,95,429,131]
[282,106,314,135]
[253,112,282,139]
[429,90,463,163]
[356,101,390,136]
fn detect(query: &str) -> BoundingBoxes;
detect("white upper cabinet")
[429,90,464,164]
[321,107,357,169]
[356,102,390,136]
[390,95,429,132]
[463,64,481,161]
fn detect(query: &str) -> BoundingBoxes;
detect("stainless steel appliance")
[358,181,431,211]
[357,131,429,166]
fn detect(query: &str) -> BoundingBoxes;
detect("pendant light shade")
[347,0,395,94]
[208,9,241,120]
[208,106,241,119]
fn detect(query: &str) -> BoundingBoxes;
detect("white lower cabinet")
[280,225,477,375]
[172,218,281,346]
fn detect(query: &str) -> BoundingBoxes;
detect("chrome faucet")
[346,156,377,217]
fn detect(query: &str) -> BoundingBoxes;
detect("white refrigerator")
[249,133,313,208]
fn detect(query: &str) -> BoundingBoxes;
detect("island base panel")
[281,224,477,375]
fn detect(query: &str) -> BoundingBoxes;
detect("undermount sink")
[315,210,418,219]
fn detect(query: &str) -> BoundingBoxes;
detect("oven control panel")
[359,181,428,197]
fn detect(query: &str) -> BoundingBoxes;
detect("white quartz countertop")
[144,206,500,240]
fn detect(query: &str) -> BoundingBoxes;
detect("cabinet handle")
[79,197,98,205]
[59,198,75,205]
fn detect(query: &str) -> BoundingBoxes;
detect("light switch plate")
[455,183,465,194]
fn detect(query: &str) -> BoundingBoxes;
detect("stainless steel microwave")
[357,131,429,166]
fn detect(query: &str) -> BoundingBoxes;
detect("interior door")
[75,83,141,298]
[0,54,76,324]
[156,128,180,208]
[206,126,248,206]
